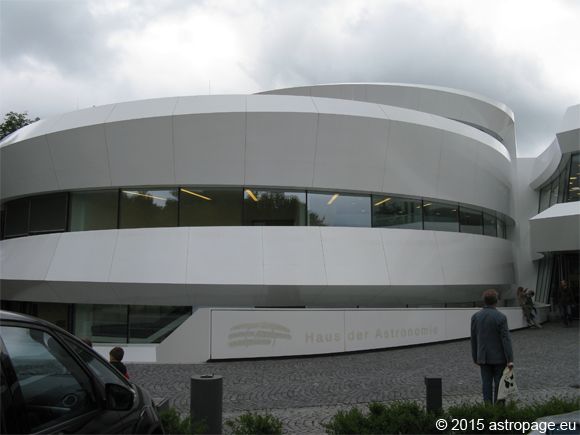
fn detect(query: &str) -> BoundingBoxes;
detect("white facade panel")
[320,227,389,286]
[382,230,444,285]
[383,121,442,199]
[45,104,116,134]
[106,97,178,123]
[313,97,387,120]
[109,228,188,284]
[1,136,59,198]
[0,233,60,281]
[246,94,317,114]
[530,202,580,253]
[105,117,175,186]
[173,113,245,185]
[437,132,478,204]
[47,125,112,189]
[46,231,118,282]
[186,227,263,285]
[262,227,326,286]
[314,115,389,192]
[245,112,318,187]
[174,95,245,115]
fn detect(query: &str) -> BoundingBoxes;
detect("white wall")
[153,306,544,363]
[1,227,515,307]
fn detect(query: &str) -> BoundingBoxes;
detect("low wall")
[155,306,548,363]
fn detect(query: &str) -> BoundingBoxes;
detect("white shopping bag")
[497,366,517,401]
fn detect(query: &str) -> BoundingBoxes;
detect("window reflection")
[567,153,580,202]
[459,206,483,235]
[119,189,178,229]
[423,201,459,232]
[243,189,306,226]
[497,217,507,239]
[70,190,118,232]
[372,195,422,229]
[180,188,242,226]
[308,192,370,227]
[4,197,29,238]
[483,212,497,237]
[29,193,68,234]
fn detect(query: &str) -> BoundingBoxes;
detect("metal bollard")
[191,374,223,434]
[425,377,442,413]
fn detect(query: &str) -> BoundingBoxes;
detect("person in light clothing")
[471,289,514,403]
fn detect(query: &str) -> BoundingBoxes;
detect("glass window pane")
[423,201,459,232]
[119,189,178,229]
[180,188,242,226]
[128,305,192,343]
[538,185,551,211]
[372,195,422,229]
[69,190,118,231]
[497,217,507,239]
[549,179,559,206]
[307,192,371,227]
[74,304,127,343]
[557,163,569,203]
[29,193,68,234]
[483,212,497,237]
[566,153,580,202]
[4,197,29,237]
[1,326,97,432]
[243,189,306,226]
[459,206,483,235]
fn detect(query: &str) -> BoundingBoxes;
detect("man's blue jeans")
[480,364,505,403]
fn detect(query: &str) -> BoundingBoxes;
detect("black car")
[0,310,163,434]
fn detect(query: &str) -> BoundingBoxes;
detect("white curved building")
[0,84,577,361]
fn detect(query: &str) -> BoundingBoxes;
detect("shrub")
[324,397,580,434]
[225,412,283,435]
[324,401,439,434]
[446,397,580,434]
[158,407,207,434]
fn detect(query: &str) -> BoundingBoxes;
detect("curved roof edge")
[0,94,510,161]
[257,82,515,121]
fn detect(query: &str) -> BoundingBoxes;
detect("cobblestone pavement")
[129,322,579,433]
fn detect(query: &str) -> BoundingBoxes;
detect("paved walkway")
[129,321,579,433]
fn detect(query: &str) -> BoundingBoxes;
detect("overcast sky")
[1,0,578,156]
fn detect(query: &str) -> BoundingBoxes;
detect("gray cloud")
[0,0,577,156]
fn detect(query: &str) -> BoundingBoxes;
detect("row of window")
[1,187,509,239]
[538,152,580,213]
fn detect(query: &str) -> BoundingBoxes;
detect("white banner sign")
[210,307,530,360]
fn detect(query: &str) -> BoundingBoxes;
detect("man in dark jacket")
[471,289,514,403]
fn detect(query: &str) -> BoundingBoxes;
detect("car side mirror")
[105,383,135,411]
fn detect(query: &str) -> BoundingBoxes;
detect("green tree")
[1,111,39,140]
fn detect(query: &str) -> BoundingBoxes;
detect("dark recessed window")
[459,206,483,235]
[372,195,422,229]
[4,198,29,238]
[180,188,242,226]
[75,304,128,344]
[423,200,459,232]
[128,305,192,343]
[307,192,371,227]
[538,184,551,212]
[69,190,118,232]
[497,217,507,239]
[566,153,580,202]
[29,193,68,234]
[119,188,178,229]
[483,212,497,237]
[243,189,306,226]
